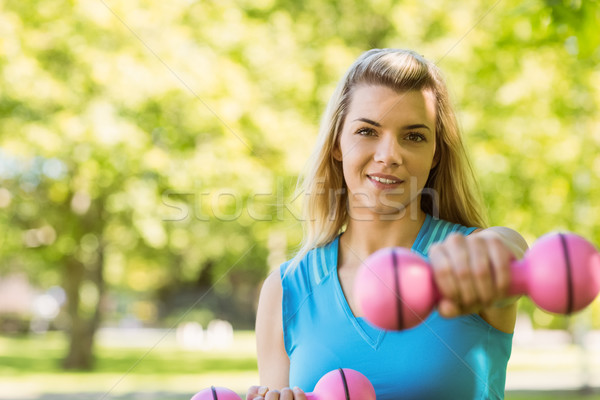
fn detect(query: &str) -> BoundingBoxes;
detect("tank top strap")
[280,237,339,325]
[412,214,478,257]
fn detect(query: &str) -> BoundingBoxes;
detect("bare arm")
[256,270,291,388]
[247,271,309,400]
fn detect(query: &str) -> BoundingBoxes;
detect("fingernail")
[258,386,268,396]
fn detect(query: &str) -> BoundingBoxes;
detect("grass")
[0,330,259,399]
[0,331,598,399]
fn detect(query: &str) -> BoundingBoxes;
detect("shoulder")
[262,269,283,300]
[280,238,339,288]
[472,226,528,258]
[257,270,283,324]
[414,214,478,256]
[255,271,284,351]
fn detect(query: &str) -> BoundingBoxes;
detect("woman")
[247,49,527,400]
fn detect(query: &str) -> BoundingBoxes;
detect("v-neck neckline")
[331,214,432,349]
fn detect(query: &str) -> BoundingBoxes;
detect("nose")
[373,134,403,166]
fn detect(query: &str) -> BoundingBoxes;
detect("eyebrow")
[353,118,431,132]
[354,118,382,127]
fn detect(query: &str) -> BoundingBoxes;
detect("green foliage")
[0,0,598,359]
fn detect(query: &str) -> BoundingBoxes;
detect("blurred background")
[0,0,599,399]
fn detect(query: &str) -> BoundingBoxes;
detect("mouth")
[367,174,404,188]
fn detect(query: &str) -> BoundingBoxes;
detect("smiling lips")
[367,174,404,187]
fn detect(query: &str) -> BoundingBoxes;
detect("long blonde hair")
[288,49,487,271]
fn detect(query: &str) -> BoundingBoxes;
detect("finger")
[265,390,280,400]
[438,297,461,318]
[293,387,308,400]
[467,236,494,306]
[258,387,269,397]
[279,387,294,400]
[429,243,460,305]
[247,387,269,400]
[445,234,478,308]
[487,236,513,297]
[247,385,261,396]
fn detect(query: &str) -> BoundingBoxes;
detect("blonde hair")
[288,49,487,271]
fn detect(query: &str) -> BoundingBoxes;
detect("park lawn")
[0,331,598,399]
[0,331,259,398]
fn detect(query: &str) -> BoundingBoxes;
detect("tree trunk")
[62,313,95,370]
[62,243,105,370]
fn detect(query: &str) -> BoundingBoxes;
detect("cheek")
[405,153,435,179]
[339,154,366,189]
[342,150,368,176]
[341,160,357,182]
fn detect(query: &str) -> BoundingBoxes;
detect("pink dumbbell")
[190,386,241,400]
[305,368,376,400]
[354,232,600,330]
[190,368,375,400]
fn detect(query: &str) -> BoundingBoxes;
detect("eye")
[406,132,427,142]
[356,127,377,137]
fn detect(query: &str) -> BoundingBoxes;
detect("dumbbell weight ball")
[305,368,376,400]
[190,386,241,400]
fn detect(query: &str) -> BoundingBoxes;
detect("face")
[333,85,437,219]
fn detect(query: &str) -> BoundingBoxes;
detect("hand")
[246,386,307,400]
[428,231,515,318]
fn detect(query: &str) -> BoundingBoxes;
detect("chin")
[373,206,408,218]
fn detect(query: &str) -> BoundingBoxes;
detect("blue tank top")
[280,214,513,400]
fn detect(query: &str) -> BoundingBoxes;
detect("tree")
[0,0,598,370]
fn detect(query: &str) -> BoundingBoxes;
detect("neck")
[339,208,427,269]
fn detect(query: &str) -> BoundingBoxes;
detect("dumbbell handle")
[424,254,581,312]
